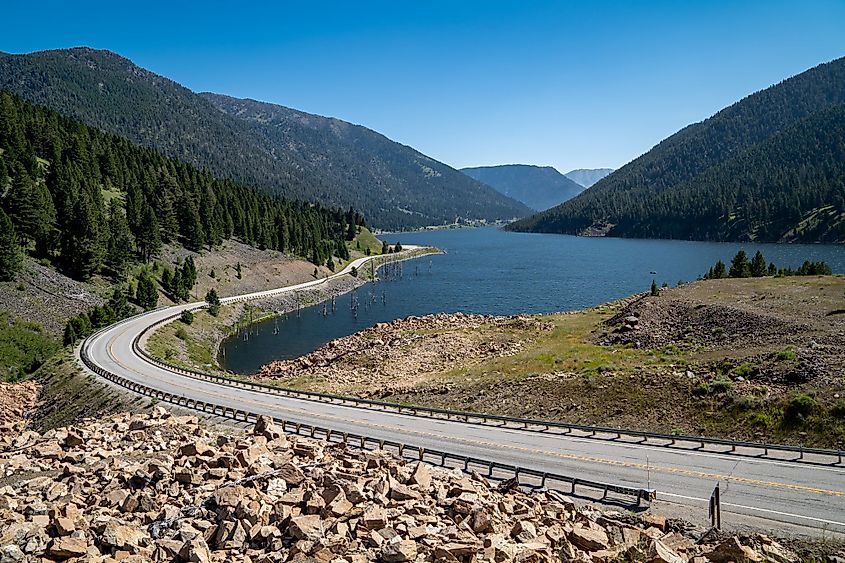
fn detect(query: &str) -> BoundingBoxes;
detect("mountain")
[0,48,529,230]
[564,168,614,188]
[508,57,845,243]
[460,165,585,211]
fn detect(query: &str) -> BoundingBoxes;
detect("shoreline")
[146,246,442,375]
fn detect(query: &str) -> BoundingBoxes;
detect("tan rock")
[178,440,213,458]
[647,540,685,563]
[381,539,418,562]
[704,537,763,563]
[569,526,609,552]
[363,507,387,530]
[179,537,212,563]
[289,514,324,540]
[48,536,88,559]
[101,521,146,550]
[409,462,432,490]
[54,517,75,536]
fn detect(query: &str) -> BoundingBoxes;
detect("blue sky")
[3,1,844,172]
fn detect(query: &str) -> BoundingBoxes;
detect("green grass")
[33,350,138,431]
[347,226,383,257]
[0,310,61,382]
[775,347,798,361]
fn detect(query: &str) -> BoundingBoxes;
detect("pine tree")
[63,322,78,346]
[105,200,134,278]
[63,189,105,280]
[381,241,389,255]
[136,270,158,310]
[179,194,205,251]
[0,208,23,281]
[729,250,751,278]
[650,279,659,296]
[205,288,221,317]
[107,286,132,319]
[156,174,180,243]
[136,205,162,261]
[713,260,727,279]
[5,164,39,246]
[750,251,767,277]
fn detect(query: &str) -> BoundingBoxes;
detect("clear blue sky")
[3,1,844,172]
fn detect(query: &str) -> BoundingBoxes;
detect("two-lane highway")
[79,249,845,536]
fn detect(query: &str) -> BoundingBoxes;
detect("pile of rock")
[0,381,40,427]
[1,409,800,562]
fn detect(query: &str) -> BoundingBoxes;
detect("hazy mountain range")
[461,165,586,211]
[564,168,614,188]
[0,48,530,230]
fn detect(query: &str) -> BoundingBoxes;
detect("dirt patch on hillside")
[161,239,327,301]
[600,277,845,386]
[0,258,105,336]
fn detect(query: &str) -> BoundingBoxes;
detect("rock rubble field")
[0,408,806,562]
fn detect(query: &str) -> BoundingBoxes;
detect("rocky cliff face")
[0,409,804,562]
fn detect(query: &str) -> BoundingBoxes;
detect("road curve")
[79,249,845,536]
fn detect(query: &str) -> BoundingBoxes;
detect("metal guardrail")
[78,324,655,506]
[133,312,844,465]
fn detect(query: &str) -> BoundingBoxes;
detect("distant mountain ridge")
[460,164,585,211]
[509,56,845,243]
[564,168,614,188]
[0,47,530,230]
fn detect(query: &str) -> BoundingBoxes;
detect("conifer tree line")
[0,91,365,282]
[704,250,833,280]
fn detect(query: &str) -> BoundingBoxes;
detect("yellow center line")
[105,328,844,499]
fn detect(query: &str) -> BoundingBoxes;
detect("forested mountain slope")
[508,56,845,242]
[460,164,584,211]
[0,91,353,283]
[0,48,529,230]
[202,94,530,228]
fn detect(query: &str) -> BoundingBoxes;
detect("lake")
[220,227,844,373]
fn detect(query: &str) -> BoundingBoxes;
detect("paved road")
[80,250,845,536]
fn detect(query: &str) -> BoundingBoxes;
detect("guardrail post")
[440,452,446,466]
[398,444,405,456]
[571,478,576,494]
[378,440,384,450]
[418,447,425,461]
[342,432,348,445]
[540,473,547,488]
[799,445,804,460]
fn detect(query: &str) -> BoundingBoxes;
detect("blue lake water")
[220,227,844,373]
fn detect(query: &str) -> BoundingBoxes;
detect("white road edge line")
[660,492,845,528]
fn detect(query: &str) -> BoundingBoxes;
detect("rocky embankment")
[0,382,40,427]
[257,313,552,395]
[0,409,808,562]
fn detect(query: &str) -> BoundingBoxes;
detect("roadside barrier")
[78,323,655,507]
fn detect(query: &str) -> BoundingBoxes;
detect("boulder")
[381,539,418,562]
[569,526,609,552]
[47,536,88,559]
[289,514,324,540]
